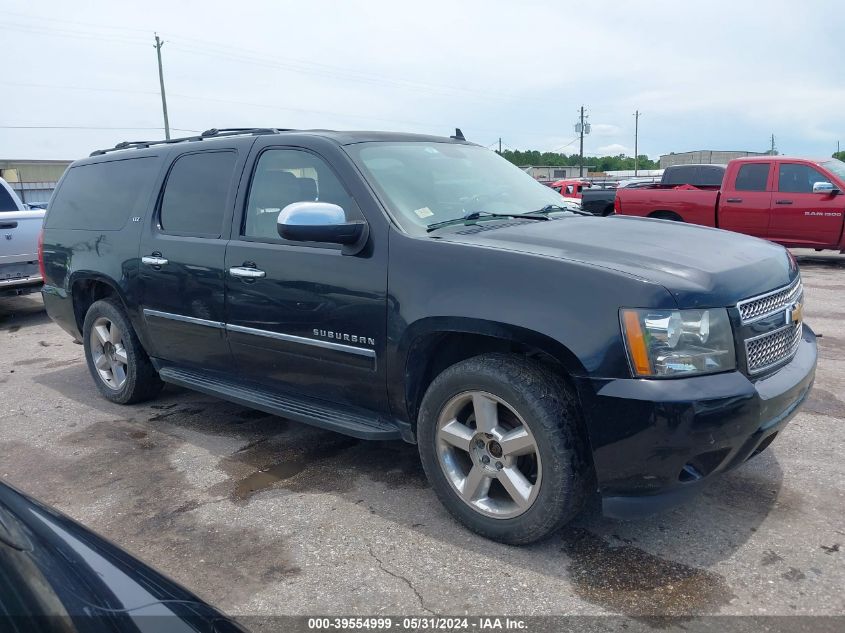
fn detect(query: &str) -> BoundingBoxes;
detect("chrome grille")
[737,277,802,323]
[745,322,802,374]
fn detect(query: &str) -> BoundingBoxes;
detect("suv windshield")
[346,142,578,234]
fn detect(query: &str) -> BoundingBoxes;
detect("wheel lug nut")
[495,461,503,470]
[481,455,490,464]
[476,439,485,448]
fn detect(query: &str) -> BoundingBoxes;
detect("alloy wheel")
[435,390,542,518]
[89,316,129,390]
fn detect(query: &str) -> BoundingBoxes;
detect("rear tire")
[83,298,163,404]
[417,353,592,544]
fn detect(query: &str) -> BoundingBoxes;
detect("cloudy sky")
[2,0,843,161]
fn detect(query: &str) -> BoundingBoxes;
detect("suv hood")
[440,215,797,308]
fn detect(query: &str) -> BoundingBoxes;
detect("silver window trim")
[142,308,375,358]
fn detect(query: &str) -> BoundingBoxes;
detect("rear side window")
[662,166,697,186]
[734,164,770,192]
[159,151,237,237]
[0,185,18,211]
[46,158,158,230]
[698,166,725,186]
[778,163,828,194]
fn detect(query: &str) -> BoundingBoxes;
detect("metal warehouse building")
[522,165,595,180]
[0,159,72,206]
[659,150,768,168]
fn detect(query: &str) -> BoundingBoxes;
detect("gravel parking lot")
[1,250,843,624]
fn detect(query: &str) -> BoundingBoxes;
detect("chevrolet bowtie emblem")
[788,302,803,324]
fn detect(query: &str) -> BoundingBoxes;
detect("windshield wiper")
[530,204,594,217]
[426,211,548,233]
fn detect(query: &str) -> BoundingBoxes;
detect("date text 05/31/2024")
[307,617,527,630]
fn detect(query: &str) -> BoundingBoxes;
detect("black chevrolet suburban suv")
[40,128,816,544]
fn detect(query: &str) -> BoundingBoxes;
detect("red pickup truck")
[615,156,845,251]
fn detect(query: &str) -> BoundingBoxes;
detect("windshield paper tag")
[414,207,434,219]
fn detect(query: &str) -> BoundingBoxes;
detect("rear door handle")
[141,255,169,266]
[775,199,793,205]
[0,221,18,230]
[726,198,743,203]
[229,266,266,279]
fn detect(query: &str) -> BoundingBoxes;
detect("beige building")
[522,165,595,180]
[0,159,72,205]
[659,150,768,169]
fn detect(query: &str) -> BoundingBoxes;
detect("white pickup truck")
[1,177,45,297]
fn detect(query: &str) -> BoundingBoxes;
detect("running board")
[158,366,401,440]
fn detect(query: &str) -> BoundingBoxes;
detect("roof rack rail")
[89,127,295,157]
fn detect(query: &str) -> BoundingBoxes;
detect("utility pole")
[770,134,776,155]
[578,106,585,177]
[154,33,171,140]
[498,137,502,154]
[633,110,640,176]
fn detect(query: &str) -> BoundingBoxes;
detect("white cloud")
[1,0,843,159]
[596,144,632,156]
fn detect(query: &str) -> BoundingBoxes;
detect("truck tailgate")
[0,210,45,263]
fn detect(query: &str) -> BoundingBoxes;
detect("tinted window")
[0,184,19,211]
[734,164,770,192]
[662,166,698,185]
[46,158,158,230]
[698,166,726,186]
[159,151,237,236]
[778,163,829,194]
[244,149,357,241]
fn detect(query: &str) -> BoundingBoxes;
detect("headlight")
[620,308,736,377]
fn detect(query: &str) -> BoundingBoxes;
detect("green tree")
[833,151,845,161]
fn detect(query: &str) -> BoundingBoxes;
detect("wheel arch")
[648,210,683,221]
[67,272,154,353]
[391,317,588,430]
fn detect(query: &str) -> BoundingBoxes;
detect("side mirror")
[812,181,839,195]
[277,202,369,255]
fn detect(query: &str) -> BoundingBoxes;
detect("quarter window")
[243,149,357,241]
[778,163,829,194]
[159,151,237,236]
[46,158,157,230]
[734,164,770,192]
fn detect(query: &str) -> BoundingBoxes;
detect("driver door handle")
[725,197,743,203]
[141,255,169,266]
[229,266,266,279]
[775,199,793,205]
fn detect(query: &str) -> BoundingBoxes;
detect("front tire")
[417,354,592,544]
[83,298,163,404]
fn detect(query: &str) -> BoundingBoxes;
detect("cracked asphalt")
[0,249,843,623]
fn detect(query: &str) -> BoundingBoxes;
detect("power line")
[3,11,574,111]
[0,126,199,132]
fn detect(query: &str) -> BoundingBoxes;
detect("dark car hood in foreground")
[440,215,797,308]
[0,480,246,632]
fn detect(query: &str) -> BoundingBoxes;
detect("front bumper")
[575,324,816,519]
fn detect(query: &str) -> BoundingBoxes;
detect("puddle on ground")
[560,527,735,620]
[803,387,845,420]
[229,437,360,502]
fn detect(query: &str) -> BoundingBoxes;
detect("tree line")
[498,149,660,172]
